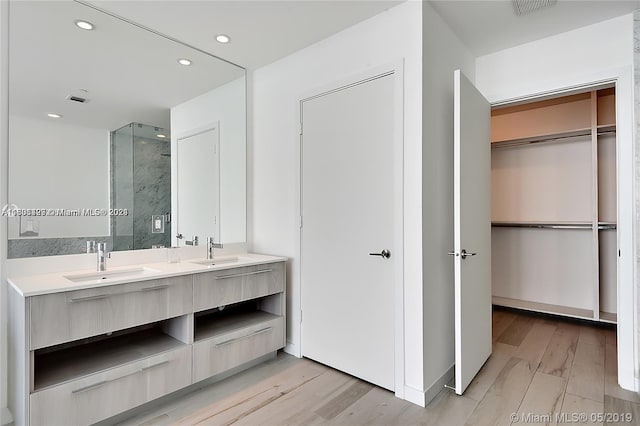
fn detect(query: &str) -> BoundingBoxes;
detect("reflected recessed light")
[215,34,230,44]
[178,58,192,66]
[47,113,63,119]
[156,134,167,138]
[75,20,94,30]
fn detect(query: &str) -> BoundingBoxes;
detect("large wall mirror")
[6,0,246,258]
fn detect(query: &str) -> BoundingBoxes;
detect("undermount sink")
[189,256,240,267]
[63,267,160,283]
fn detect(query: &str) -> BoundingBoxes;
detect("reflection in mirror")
[6,0,246,258]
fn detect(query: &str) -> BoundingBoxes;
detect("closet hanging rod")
[491,130,591,149]
[491,222,592,230]
[492,222,617,230]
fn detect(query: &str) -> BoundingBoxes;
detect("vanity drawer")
[30,276,193,350]
[30,345,191,426]
[193,262,285,312]
[192,316,284,382]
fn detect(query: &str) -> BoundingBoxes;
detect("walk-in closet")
[491,87,617,324]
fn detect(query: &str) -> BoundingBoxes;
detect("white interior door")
[453,69,492,395]
[176,125,220,244]
[301,73,395,391]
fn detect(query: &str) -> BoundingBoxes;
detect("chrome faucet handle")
[86,240,97,253]
[185,236,199,246]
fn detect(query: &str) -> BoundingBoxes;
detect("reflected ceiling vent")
[513,0,556,16]
[66,95,88,104]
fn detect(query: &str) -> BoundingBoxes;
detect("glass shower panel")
[111,123,171,251]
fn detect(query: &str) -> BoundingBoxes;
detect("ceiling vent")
[67,95,88,104]
[513,0,557,16]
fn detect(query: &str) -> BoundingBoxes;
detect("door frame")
[488,66,636,392]
[297,61,405,398]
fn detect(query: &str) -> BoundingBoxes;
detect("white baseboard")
[284,341,301,358]
[403,385,426,407]
[1,406,13,426]
[425,364,455,403]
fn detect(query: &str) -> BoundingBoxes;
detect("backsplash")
[8,236,113,259]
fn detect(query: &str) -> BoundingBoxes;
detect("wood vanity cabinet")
[8,259,287,426]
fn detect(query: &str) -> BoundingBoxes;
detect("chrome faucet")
[185,236,199,246]
[86,240,97,253]
[207,237,223,259]
[97,242,107,271]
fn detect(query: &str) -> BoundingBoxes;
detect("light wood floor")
[114,308,639,426]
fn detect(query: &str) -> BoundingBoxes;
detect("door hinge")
[298,215,303,229]
[299,123,303,136]
[300,310,303,324]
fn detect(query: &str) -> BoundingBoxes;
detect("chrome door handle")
[460,249,476,259]
[369,249,391,259]
[447,250,477,259]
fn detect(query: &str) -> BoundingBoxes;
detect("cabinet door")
[30,345,191,426]
[193,262,284,312]
[30,276,193,349]
[193,316,284,382]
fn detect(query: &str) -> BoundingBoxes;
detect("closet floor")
[110,308,636,426]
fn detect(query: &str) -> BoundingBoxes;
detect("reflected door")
[176,125,220,245]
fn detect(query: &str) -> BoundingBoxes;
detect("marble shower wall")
[132,134,171,249]
[111,123,171,250]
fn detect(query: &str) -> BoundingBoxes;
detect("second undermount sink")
[189,256,240,267]
[63,267,160,283]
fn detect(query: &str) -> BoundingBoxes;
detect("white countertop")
[9,253,287,297]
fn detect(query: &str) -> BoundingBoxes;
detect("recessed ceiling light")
[215,34,231,44]
[75,20,94,30]
[156,134,167,138]
[47,113,63,119]
[178,58,192,66]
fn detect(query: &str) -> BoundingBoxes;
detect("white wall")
[476,14,636,391]
[251,0,425,401]
[171,76,247,244]
[421,2,476,400]
[0,0,9,421]
[7,115,109,238]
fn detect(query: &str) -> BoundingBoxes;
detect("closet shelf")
[491,128,591,149]
[492,221,591,230]
[491,124,615,149]
[492,222,617,230]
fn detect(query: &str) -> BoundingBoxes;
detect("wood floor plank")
[497,315,536,347]
[574,340,605,367]
[604,329,617,347]
[513,320,556,366]
[230,369,357,426]
[464,357,537,426]
[560,393,604,426]
[579,326,606,347]
[604,344,640,404]
[492,310,517,342]
[398,388,477,426]
[315,380,375,420]
[566,362,605,403]
[175,360,331,425]
[464,342,517,402]
[603,395,640,426]
[328,386,422,426]
[538,331,578,379]
[515,372,566,426]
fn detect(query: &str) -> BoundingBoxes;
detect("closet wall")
[491,88,617,323]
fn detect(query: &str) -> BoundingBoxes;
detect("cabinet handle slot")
[71,359,172,394]
[69,285,169,303]
[140,359,171,371]
[214,327,273,348]
[69,294,109,303]
[215,269,272,280]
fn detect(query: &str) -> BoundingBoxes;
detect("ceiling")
[89,0,403,70]
[429,0,640,57]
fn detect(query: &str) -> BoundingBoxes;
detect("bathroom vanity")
[7,254,286,425]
